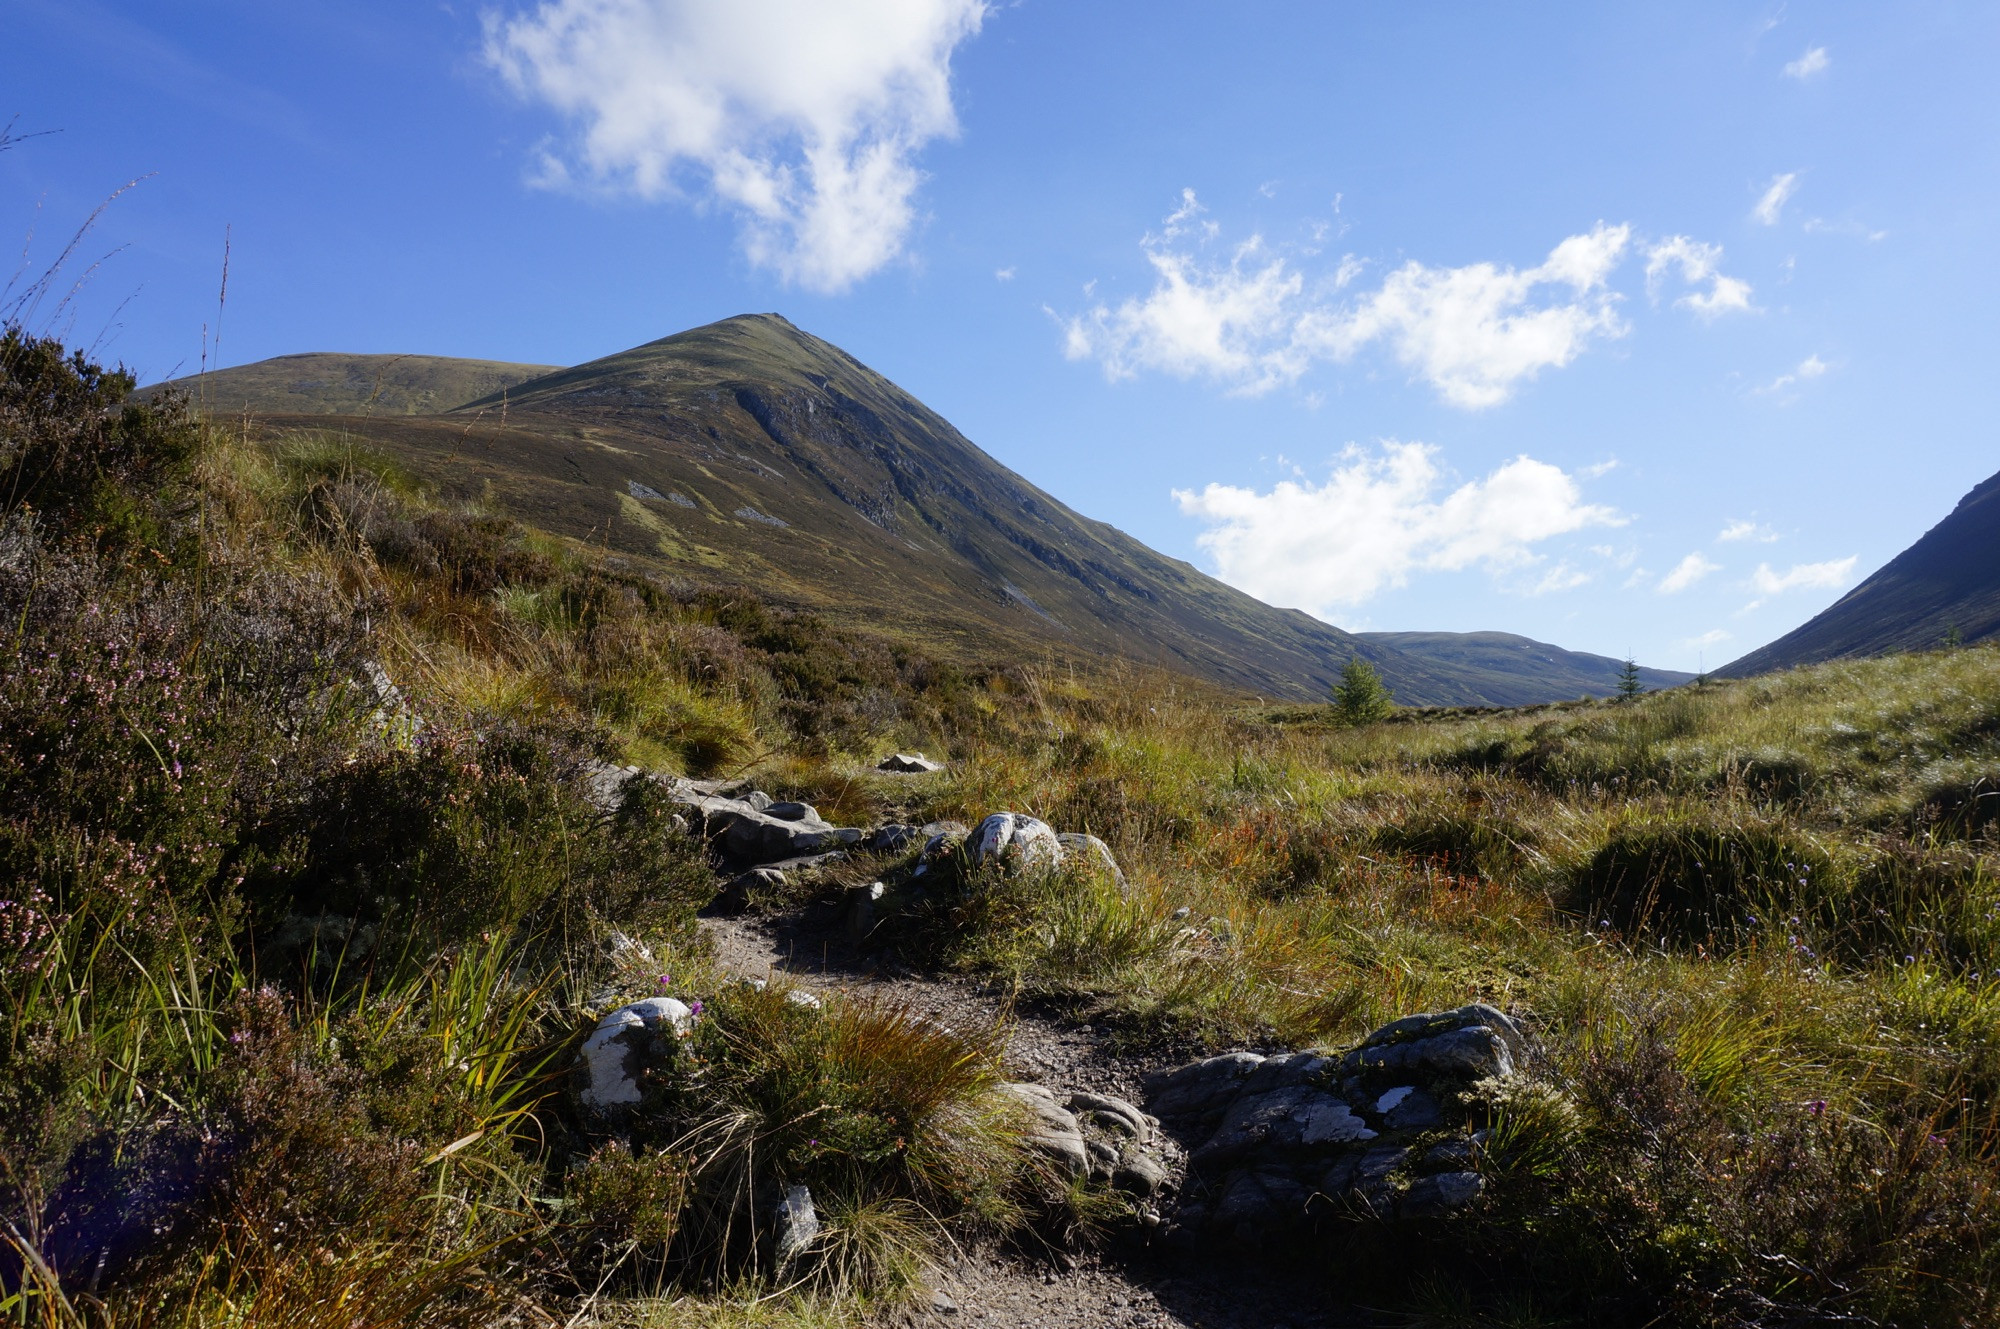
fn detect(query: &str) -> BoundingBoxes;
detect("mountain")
[160,352,561,417]
[162,315,1645,705]
[1357,631,1696,704]
[1720,468,2000,677]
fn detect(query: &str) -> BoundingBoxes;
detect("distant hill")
[1356,631,1694,704]
[179,314,1654,706]
[153,352,561,417]
[1720,468,2000,677]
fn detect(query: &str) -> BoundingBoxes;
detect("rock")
[1056,832,1129,891]
[1144,1051,1266,1130]
[1085,1137,1121,1181]
[1112,1151,1169,1198]
[1192,1085,1375,1168]
[673,790,866,865]
[1401,1171,1484,1218]
[930,1288,960,1315]
[1382,1087,1445,1131]
[744,791,775,812]
[865,823,921,853]
[1148,1003,1530,1245]
[774,1184,819,1265]
[765,800,817,822]
[846,881,888,943]
[582,760,642,815]
[970,812,1063,875]
[998,1083,1090,1179]
[716,866,788,912]
[578,998,691,1110]
[879,752,945,773]
[1067,1091,1154,1144]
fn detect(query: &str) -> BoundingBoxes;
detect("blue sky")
[6,1,1997,671]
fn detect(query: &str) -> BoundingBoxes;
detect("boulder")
[578,997,692,1111]
[673,790,865,865]
[1146,1005,1531,1244]
[878,753,944,773]
[970,813,1063,875]
[1057,832,1129,892]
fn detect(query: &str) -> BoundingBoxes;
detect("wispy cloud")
[1784,45,1831,79]
[1685,627,1732,649]
[1172,441,1622,614]
[1752,556,1857,595]
[1659,552,1722,593]
[483,0,986,292]
[1718,519,1779,543]
[1757,353,1829,398]
[994,266,1016,282]
[1752,172,1800,226]
[1644,237,1756,319]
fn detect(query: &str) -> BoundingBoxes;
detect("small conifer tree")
[1333,655,1395,725]
[1616,656,1644,701]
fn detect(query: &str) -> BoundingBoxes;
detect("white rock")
[1057,832,1128,891]
[775,1184,819,1264]
[578,997,691,1109]
[1375,1086,1414,1114]
[971,813,1064,874]
[878,753,944,773]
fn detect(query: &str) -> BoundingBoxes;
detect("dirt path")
[698,903,1366,1329]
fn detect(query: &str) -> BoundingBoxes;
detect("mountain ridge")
[160,315,1685,706]
[1358,630,1696,704]
[1720,466,2000,676]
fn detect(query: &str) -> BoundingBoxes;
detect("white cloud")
[1784,46,1830,79]
[1172,441,1622,614]
[1532,563,1592,595]
[1752,172,1799,226]
[1752,556,1857,594]
[1314,223,1632,407]
[1645,236,1755,319]
[1659,552,1722,593]
[1685,628,1732,650]
[1063,195,1634,407]
[483,0,986,292]
[994,266,1016,282]
[1757,353,1830,396]
[1718,519,1779,543]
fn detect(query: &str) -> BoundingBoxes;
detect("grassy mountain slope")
[245,314,1487,703]
[1359,630,1696,703]
[1720,467,2000,676]
[159,350,561,417]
